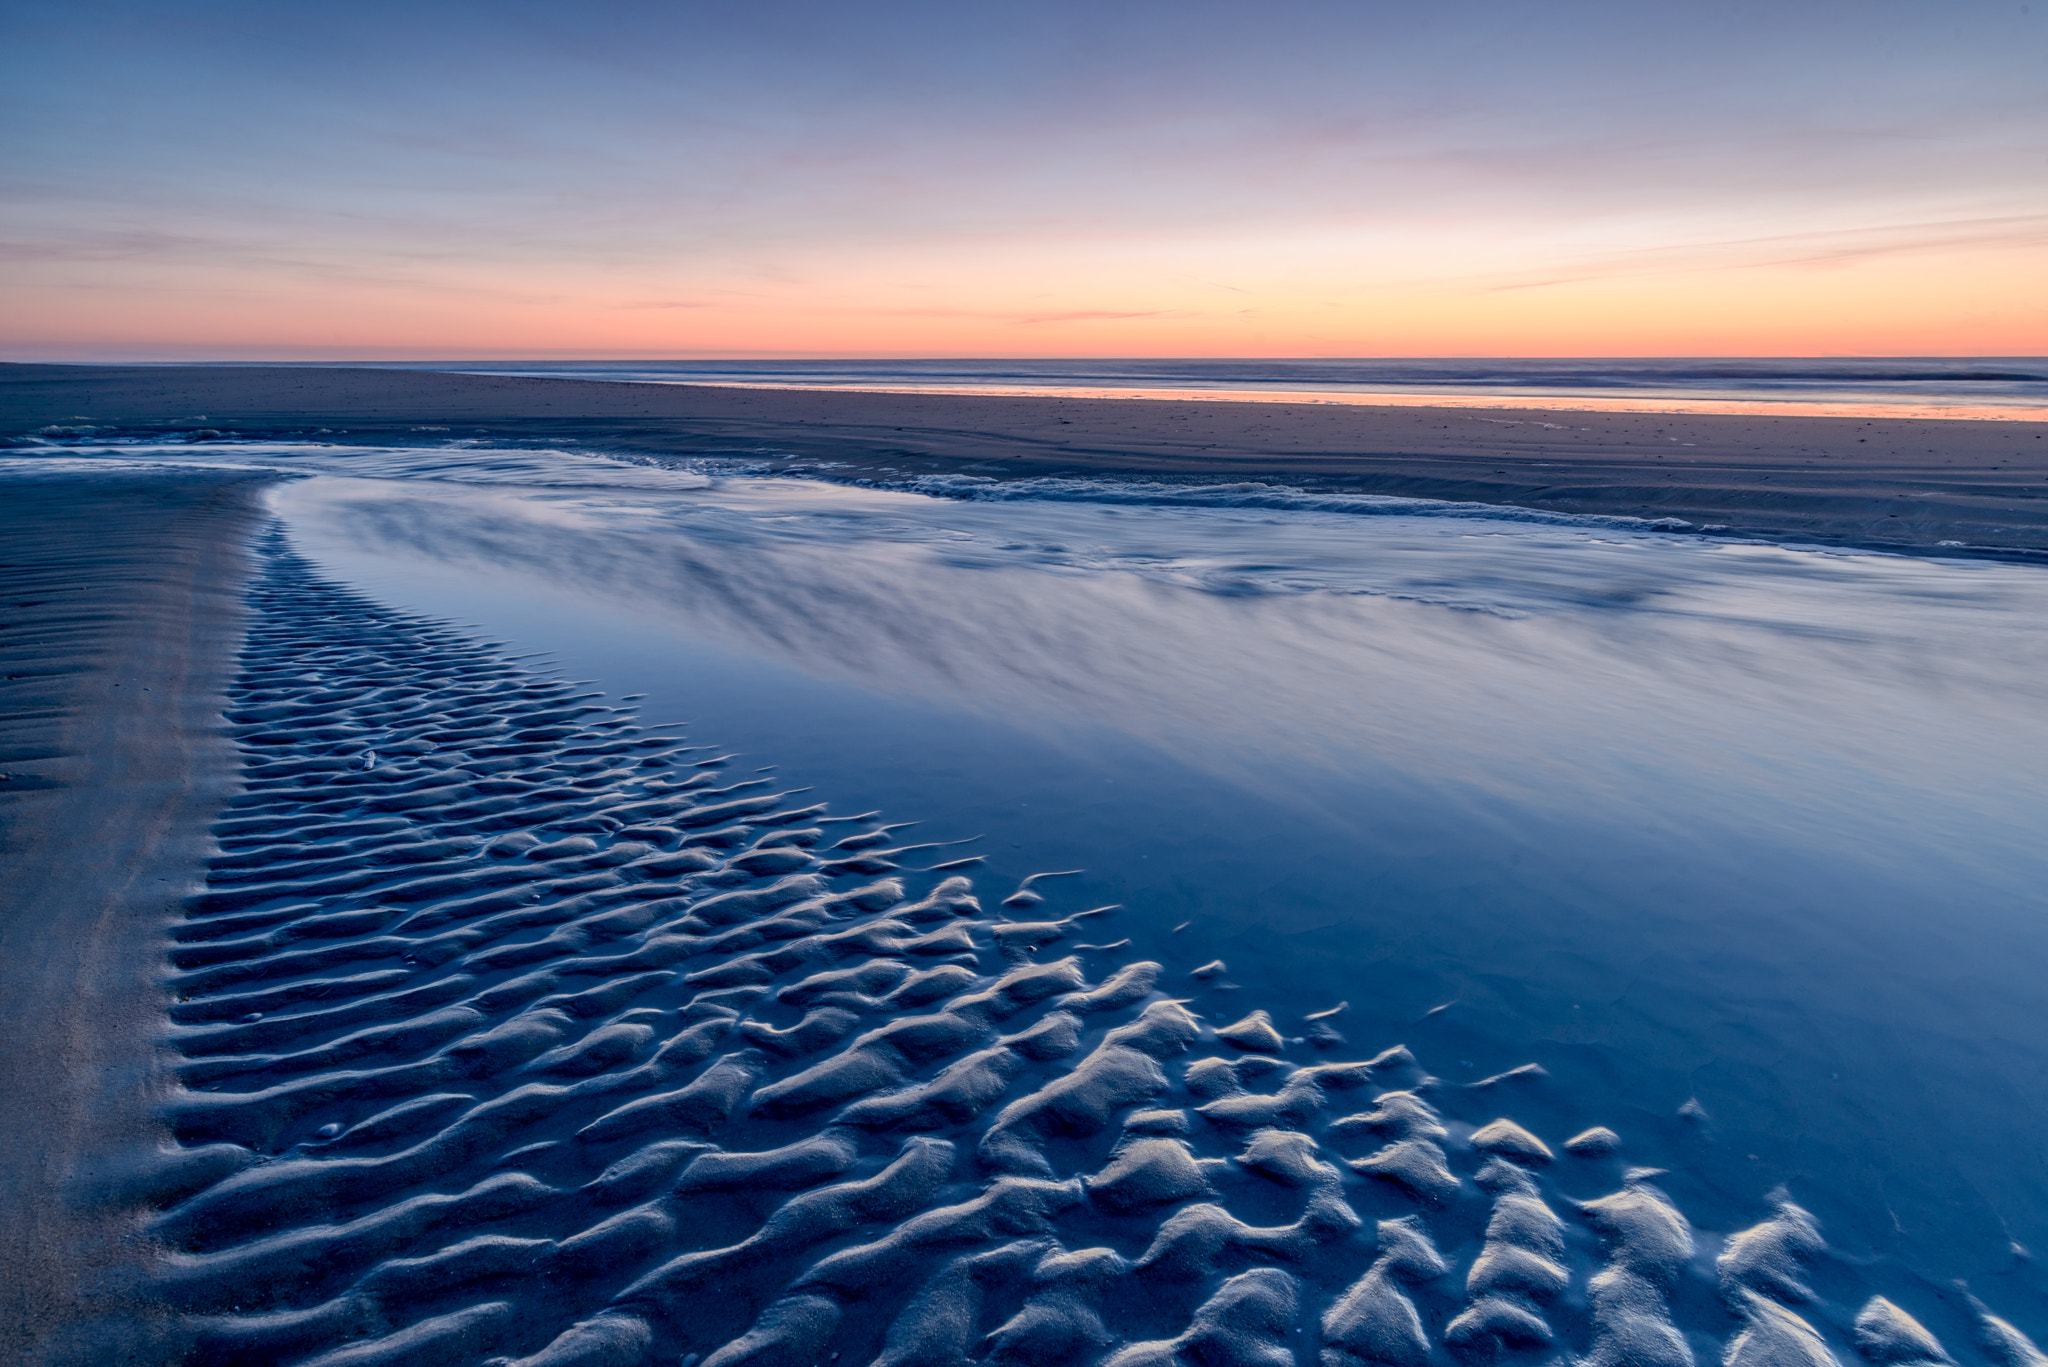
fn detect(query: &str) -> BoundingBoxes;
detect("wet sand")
[0,472,268,1363]
[5,362,2047,556]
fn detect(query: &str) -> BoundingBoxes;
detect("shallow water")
[13,440,2048,1362]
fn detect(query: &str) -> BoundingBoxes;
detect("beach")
[6,362,2048,557]
[3,375,2048,1364]
[0,471,266,1362]
[9,0,2044,1353]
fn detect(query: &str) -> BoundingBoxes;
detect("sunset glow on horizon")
[4,1,2045,361]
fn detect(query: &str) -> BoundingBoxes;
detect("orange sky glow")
[10,223,2043,361]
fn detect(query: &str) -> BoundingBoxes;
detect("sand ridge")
[4,363,2048,557]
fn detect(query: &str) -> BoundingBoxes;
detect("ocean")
[12,437,2047,1364]
[372,356,2048,420]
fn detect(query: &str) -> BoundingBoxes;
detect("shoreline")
[381,371,2048,423]
[5,362,2048,559]
[0,470,270,1365]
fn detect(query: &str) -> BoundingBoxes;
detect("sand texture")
[0,471,267,1364]
[5,363,2048,557]
[114,535,2041,1367]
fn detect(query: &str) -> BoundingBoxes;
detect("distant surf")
[369,356,2048,420]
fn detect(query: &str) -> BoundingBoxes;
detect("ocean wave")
[865,471,1704,534]
[393,356,2048,405]
[0,440,1711,541]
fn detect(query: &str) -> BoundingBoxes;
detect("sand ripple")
[145,532,2040,1366]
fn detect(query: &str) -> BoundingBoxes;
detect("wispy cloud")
[1015,310,1167,326]
[1484,213,2048,293]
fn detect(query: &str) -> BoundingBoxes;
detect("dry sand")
[5,362,2048,556]
[0,471,268,1364]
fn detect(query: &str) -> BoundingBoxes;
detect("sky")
[1,0,2044,359]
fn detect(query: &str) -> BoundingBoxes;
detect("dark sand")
[0,471,267,1364]
[5,362,2048,556]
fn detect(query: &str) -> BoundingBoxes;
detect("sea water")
[371,356,2048,419]
[16,439,2048,1354]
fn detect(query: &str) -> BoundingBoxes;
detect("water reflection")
[273,473,2048,867]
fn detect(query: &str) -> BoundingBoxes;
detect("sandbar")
[5,362,2047,556]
